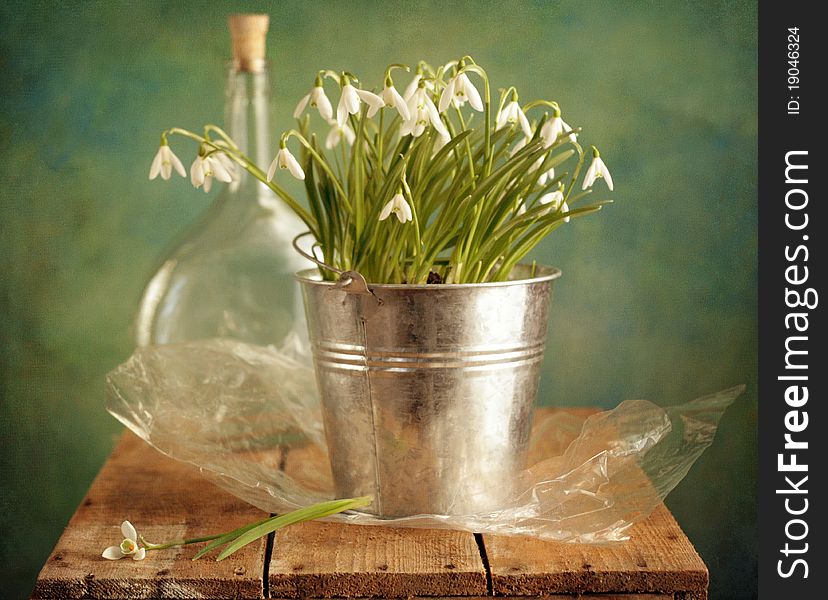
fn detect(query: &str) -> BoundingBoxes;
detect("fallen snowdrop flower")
[102,520,146,561]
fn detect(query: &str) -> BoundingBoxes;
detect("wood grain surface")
[268,521,487,598]
[32,432,268,599]
[33,408,708,599]
[483,503,707,599]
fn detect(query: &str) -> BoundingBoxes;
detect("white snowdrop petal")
[325,126,339,150]
[599,159,614,191]
[379,199,394,221]
[215,153,236,177]
[412,120,426,137]
[285,151,305,180]
[438,78,455,113]
[293,94,310,119]
[403,74,420,101]
[169,150,186,178]
[356,89,384,110]
[336,95,350,127]
[102,546,124,560]
[342,125,355,146]
[400,198,413,223]
[132,547,147,561]
[582,159,599,190]
[121,521,137,543]
[157,147,172,180]
[148,149,163,180]
[389,87,410,121]
[211,158,233,183]
[425,99,449,137]
[517,109,533,139]
[399,118,414,137]
[343,86,360,114]
[406,93,419,118]
[266,157,279,182]
[496,105,511,130]
[464,78,483,112]
[510,137,529,157]
[561,118,577,142]
[317,93,333,121]
[190,158,204,188]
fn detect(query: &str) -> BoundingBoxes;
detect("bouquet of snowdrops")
[149,56,614,284]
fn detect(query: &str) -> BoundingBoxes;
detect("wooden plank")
[483,503,707,599]
[278,438,488,597]
[32,431,267,599]
[268,520,487,598]
[279,407,705,599]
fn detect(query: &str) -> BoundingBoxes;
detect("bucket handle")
[292,232,382,303]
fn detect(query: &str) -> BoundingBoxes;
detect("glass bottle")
[135,15,308,348]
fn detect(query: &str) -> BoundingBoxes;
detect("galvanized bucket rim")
[294,264,561,290]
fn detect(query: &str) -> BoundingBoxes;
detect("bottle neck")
[225,62,273,199]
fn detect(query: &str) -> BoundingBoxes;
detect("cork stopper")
[228,14,269,72]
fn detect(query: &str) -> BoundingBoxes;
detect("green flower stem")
[401,177,422,263]
[165,128,316,232]
[457,63,492,176]
[140,532,225,552]
[203,124,239,150]
[563,141,586,203]
[284,129,352,213]
[136,497,372,561]
[452,106,477,186]
[156,57,613,285]
[521,99,560,112]
[377,108,385,172]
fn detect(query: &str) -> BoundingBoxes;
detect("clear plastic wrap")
[106,337,742,542]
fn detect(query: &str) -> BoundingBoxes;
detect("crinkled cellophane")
[106,336,741,542]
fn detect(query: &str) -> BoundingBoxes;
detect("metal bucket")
[296,264,561,517]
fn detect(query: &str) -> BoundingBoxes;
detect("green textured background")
[0,1,757,597]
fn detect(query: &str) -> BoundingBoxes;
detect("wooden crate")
[33,411,707,599]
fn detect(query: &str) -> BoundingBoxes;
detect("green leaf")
[192,516,272,560]
[215,496,373,561]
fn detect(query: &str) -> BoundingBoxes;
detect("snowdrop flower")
[380,79,411,121]
[325,120,355,150]
[510,136,529,155]
[337,78,384,126]
[379,192,413,223]
[439,72,483,113]
[148,143,186,181]
[432,129,452,156]
[293,77,333,122]
[401,84,449,138]
[403,66,434,102]
[537,166,555,186]
[267,143,305,181]
[539,107,577,147]
[496,95,532,139]
[102,521,146,561]
[190,150,234,193]
[582,146,614,191]
[540,188,570,222]
[211,142,239,180]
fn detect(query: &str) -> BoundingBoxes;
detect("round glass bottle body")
[136,63,308,347]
